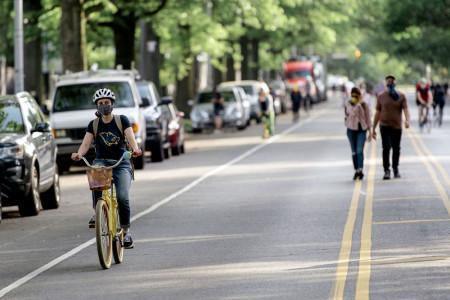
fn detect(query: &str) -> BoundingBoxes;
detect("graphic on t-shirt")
[99,132,120,146]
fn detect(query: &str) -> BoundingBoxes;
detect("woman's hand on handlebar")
[71,152,82,161]
[132,148,143,157]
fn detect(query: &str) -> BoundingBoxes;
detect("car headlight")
[52,129,67,138]
[190,109,201,122]
[0,144,24,159]
[225,106,239,117]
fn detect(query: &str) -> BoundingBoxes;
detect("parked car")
[0,93,60,218]
[137,80,172,162]
[218,80,270,123]
[50,69,148,172]
[160,96,185,156]
[190,86,250,132]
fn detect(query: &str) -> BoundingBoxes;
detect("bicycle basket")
[86,168,112,191]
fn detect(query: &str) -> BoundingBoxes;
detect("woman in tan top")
[344,87,372,180]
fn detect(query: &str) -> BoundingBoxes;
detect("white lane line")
[0,109,327,299]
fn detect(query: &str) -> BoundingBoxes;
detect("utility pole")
[14,0,24,93]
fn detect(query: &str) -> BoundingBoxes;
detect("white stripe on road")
[0,109,327,299]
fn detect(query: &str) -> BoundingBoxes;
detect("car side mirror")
[159,96,173,106]
[140,97,151,108]
[32,122,50,133]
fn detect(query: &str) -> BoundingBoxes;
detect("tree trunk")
[212,64,223,87]
[24,0,43,103]
[226,54,235,81]
[175,65,195,113]
[112,11,136,69]
[239,36,249,80]
[60,0,86,72]
[139,21,161,92]
[250,39,259,80]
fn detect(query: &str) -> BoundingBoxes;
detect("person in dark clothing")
[212,91,225,130]
[433,83,446,126]
[372,75,410,180]
[71,88,142,249]
[290,85,302,122]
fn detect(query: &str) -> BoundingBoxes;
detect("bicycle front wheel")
[96,199,112,269]
[112,208,124,264]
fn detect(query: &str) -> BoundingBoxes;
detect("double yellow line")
[332,141,377,300]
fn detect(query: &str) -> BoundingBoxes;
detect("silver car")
[190,86,250,132]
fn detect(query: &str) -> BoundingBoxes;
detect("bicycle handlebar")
[80,151,132,169]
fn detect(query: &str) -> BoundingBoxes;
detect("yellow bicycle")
[82,152,131,269]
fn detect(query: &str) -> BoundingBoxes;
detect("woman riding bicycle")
[416,78,433,129]
[71,88,142,249]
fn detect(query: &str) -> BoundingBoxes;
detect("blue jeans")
[347,129,367,170]
[92,159,133,229]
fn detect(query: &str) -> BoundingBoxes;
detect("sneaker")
[394,170,401,178]
[383,170,391,180]
[353,171,359,181]
[123,233,134,249]
[358,170,364,180]
[88,215,95,228]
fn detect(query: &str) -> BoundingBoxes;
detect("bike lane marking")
[0,108,329,299]
[355,140,377,300]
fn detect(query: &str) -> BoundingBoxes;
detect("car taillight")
[132,123,139,133]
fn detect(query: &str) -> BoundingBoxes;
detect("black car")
[0,93,60,220]
[137,81,172,162]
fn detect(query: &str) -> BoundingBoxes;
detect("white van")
[50,70,147,172]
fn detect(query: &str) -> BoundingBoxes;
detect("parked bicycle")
[81,151,132,269]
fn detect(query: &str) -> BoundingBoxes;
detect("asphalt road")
[1,90,450,299]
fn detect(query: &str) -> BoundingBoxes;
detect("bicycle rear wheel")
[96,199,112,269]
[112,208,124,264]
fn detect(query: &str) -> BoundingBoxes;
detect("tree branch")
[140,0,168,18]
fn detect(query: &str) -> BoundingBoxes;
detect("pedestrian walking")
[372,75,411,180]
[344,87,372,180]
[290,84,302,122]
[259,89,275,138]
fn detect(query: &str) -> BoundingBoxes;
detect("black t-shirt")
[87,115,131,160]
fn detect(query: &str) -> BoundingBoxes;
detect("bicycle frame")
[100,184,121,241]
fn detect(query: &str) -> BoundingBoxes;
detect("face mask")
[98,104,113,116]
[350,96,360,105]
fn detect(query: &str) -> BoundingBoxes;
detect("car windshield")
[197,91,235,104]
[53,82,134,112]
[238,85,256,95]
[286,70,311,79]
[0,101,25,134]
[137,83,156,106]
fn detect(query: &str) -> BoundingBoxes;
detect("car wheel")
[0,192,2,223]
[164,147,171,159]
[41,165,60,209]
[19,164,41,217]
[150,141,164,163]
[133,146,145,170]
